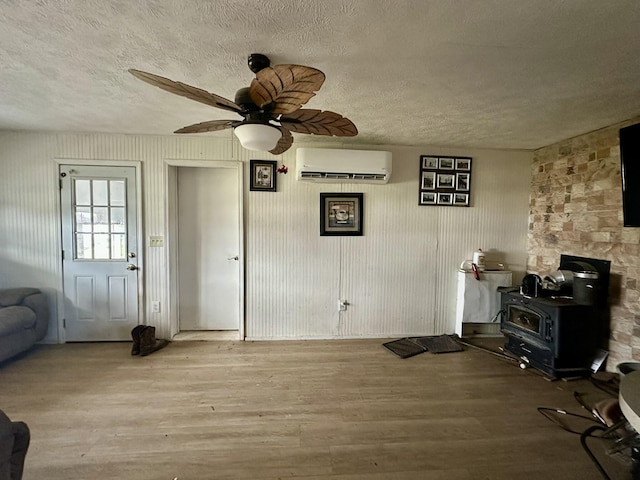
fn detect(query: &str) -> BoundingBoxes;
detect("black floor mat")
[413,334,463,354]
[382,338,426,358]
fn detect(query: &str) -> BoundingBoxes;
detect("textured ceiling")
[1,0,640,150]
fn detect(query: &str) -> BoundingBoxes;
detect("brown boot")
[139,326,169,357]
[130,325,145,356]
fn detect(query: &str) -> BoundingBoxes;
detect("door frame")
[55,159,143,343]
[164,159,245,340]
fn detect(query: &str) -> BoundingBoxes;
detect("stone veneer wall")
[529,116,640,371]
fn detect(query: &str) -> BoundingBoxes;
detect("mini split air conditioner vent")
[296,148,392,184]
[299,171,388,181]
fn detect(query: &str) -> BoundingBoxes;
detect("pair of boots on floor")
[130,325,168,356]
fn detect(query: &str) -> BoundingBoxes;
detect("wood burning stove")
[500,254,611,378]
[500,292,600,377]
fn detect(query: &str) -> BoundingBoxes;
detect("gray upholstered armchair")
[0,288,49,364]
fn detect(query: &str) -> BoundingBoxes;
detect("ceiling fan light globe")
[234,123,281,151]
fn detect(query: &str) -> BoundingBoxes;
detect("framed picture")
[250,160,277,192]
[421,171,436,190]
[320,193,363,236]
[455,158,471,170]
[456,173,470,191]
[439,158,454,170]
[437,173,455,189]
[420,192,437,205]
[438,193,453,205]
[419,155,472,207]
[421,156,439,169]
[454,193,469,206]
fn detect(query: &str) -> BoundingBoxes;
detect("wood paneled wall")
[0,132,531,341]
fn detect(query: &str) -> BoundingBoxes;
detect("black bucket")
[521,274,541,297]
[573,271,599,305]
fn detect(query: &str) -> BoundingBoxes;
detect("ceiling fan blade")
[129,69,244,114]
[249,65,325,115]
[174,119,241,134]
[279,109,358,137]
[269,128,293,155]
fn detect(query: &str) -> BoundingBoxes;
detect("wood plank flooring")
[0,338,632,479]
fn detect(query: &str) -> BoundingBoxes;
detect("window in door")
[73,178,127,260]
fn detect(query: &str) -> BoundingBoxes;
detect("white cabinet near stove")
[455,270,512,337]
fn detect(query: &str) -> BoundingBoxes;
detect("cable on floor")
[537,406,602,435]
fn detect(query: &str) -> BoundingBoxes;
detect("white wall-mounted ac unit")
[296,148,392,184]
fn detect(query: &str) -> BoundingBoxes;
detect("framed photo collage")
[419,155,472,207]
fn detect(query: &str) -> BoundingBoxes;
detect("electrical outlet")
[149,236,164,247]
[151,301,160,313]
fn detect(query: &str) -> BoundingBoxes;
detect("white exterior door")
[177,167,240,331]
[60,165,139,341]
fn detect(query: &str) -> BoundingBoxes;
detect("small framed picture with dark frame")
[419,154,472,207]
[250,160,277,192]
[320,193,364,236]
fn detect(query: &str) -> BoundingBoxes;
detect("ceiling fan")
[129,53,358,154]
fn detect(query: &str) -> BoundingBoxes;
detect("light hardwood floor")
[0,338,632,479]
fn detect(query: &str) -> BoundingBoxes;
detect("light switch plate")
[149,236,164,247]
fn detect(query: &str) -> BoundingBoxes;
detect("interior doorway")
[166,160,244,340]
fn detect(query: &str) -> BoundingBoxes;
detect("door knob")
[126,264,139,271]
[227,256,239,261]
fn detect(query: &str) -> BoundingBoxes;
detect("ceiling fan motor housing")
[234,87,257,111]
[234,88,274,123]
